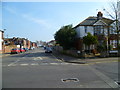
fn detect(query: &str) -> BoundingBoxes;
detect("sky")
[1,0,114,42]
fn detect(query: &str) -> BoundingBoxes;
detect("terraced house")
[0,30,4,53]
[74,12,118,52]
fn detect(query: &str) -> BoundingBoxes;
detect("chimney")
[97,11,103,20]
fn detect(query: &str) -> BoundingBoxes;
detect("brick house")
[0,30,4,53]
[3,37,31,53]
[74,12,118,52]
[31,42,37,48]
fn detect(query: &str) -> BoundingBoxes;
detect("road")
[2,48,119,88]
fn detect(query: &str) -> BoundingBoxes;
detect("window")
[110,27,115,34]
[84,26,87,33]
[94,25,104,35]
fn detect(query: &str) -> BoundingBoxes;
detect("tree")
[83,32,98,53]
[103,1,119,50]
[54,24,76,50]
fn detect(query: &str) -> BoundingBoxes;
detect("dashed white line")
[31,63,39,65]
[20,64,29,66]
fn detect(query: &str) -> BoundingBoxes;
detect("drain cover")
[61,78,79,82]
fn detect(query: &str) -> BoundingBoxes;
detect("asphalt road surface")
[2,48,119,88]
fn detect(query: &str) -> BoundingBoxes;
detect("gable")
[93,20,107,26]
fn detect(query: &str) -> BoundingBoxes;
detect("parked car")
[22,48,28,52]
[109,50,118,56]
[20,48,26,53]
[45,47,52,53]
[44,46,46,50]
[11,48,21,54]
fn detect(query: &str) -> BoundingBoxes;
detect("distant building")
[0,30,4,53]
[74,12,117,51]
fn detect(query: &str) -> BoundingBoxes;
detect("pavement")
[0,53,11,58]
[52,50,119,65]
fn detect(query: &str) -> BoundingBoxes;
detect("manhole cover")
[61,78,79,82]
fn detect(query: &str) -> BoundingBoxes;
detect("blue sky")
[2,1,110,42]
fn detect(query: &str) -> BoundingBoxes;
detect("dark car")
[11,48,21,54]
[22,48,28,52]
[45,47,52,53]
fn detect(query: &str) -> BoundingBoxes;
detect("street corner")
[0,53,11,58]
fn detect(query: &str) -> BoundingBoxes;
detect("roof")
[74,16,114,28]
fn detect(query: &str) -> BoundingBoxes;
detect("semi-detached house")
[74,12,118,52]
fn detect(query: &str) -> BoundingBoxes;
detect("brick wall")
[4,45,18,53]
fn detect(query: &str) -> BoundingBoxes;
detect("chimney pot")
[97,11,103,19]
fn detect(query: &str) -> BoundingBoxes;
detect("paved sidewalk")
[52,50,119,64]
[0,53,11,58]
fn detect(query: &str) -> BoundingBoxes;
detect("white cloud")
[4,6,52,29]
[22,14,52,29]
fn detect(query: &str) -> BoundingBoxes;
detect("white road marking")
[20,64,29,66]
[60,63,70,65]
[31,63,39,65]
[6,62,81,67]
[39,57,43,60]
[8,64,16,66]
[8,60,20,66]
[50,63,59,65]
[71,63,79,65]
[51,54,62,62]
[33,57,43,60]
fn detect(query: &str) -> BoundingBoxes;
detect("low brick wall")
[61,50,78,57]
[4,45,18,53]
[54,46,97,58]
[54,46,80,57]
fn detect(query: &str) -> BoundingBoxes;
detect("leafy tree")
[54,24,76,50]
[83,32,98,53]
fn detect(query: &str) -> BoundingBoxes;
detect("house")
[74,12,117,52]
[47,40,56,47]
[31,42,37,49]
[0,30,4,53]
[3,37,31,53]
